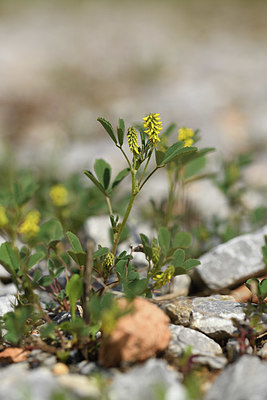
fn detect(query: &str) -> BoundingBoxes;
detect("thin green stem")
[139,165,164,191]
[117,145,131,169]
[138,151,152,188]
[105,196,113,217]
[112,169,137,255]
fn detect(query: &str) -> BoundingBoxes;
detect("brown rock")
[98,297,171,367]
[231,275,267,304]
[0,347,29,363]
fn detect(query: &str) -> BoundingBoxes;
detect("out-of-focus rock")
[109,358,186,400]
[193,225,267,292]
[204,355,267,400]
[168,324,227,370]
[98,297,171,367]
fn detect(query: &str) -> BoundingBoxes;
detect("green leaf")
[0,242,20,275]
[173,232,192,248]
[262,245,267,265]
[97,117,117,144]
[140,233,152,259]
[66,274,83,320]
[66,231,83,253]
[94,159,111,190]
[182,259,200,270]
[185,156,206,179]
[84,170,106,195]
[174,266,187,276]
[33,268,42,284]
[27,252,45,269]
[110,168,130,192]
[117,118,125,146]
[93,247,109,259]
[38,219,64,246]
[172,249,185,267]
[68,250,86,267]
[155,150,165,166]
[259,279,267,297]
[39,275,53,287]
[164,123,176,138]
[115,260,139,282]
[158,227,171,254]
[160,142,184,165]
[126,278,148,298]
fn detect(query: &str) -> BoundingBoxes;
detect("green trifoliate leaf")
[158,227,171,255]
[84,170,106,195]
[37,219,64,246]
[155,150,165,166]
[0,242,20,275]
[27,252,45,270]
[97,117,117,144]
[173,232,192,249]
[117,118,125,146]
[110,168,130,192]
[182,259,200,270]
[172,249,185,267]
[66,231,84,253]
[94,159,111,190]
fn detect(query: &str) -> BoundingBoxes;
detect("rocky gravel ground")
[0,225,267,399]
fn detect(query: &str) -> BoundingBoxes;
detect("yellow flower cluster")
[143,113,162,147]
[0,206,8,228]
[105,252,115,268]
[127,127,139,154]
[153,265,175,289]
[18,210,41,237]
[178,127,194,147]
[49,185,68,207]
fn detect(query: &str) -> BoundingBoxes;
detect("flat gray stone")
[193,225,267,291]
[168,324,227,369]
[204,355,267,400]
[109,358,186,400]
[0,294,16,317]
[163,295,246,339]
[0,364,60,400]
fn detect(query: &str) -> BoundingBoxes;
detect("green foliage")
[0,113,211,363]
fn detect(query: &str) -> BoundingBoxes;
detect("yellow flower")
[153,265,175,288]
[127,127,139,154]
[143,113,162,147]
[0,206,8,228]
[18,210,41,237]
[178,127,194,147]
[49,185,68,207]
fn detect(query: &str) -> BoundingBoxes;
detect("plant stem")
[139,165,164,191]
[112,169,137,255]
[105,196,113,217]
[138,151,152,188]
[117,145,131,169]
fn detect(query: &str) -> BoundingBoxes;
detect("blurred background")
[1,0,267,177]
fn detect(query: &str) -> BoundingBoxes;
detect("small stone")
[168,324,227,369]
[193,225,267,292]
[98,297,171,367]
[258,342,267,359]
[57,374,101,399]
[204,355,267,400]
[53,362,69,375]
[109,358,186,400]
[43,355,57,368]
[0,294,16,317]
[163,295,246,339]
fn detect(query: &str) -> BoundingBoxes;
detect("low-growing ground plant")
[0,114,204,360]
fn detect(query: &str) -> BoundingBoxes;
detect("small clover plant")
[0,113,203,359]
